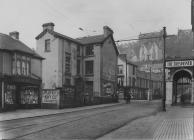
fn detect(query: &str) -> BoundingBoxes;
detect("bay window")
[13,54,30,76]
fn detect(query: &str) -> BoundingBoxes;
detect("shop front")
[1,75,41,111]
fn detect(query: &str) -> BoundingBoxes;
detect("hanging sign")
[166,60,194,68]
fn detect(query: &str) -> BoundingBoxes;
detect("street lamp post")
[162,27,167,111]
[147,54,152,101]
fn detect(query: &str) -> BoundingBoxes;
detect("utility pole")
[147,54,152,101]
[162,27,166,112]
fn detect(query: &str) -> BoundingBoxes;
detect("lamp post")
[147,54,152,101]
[162,27,167,111]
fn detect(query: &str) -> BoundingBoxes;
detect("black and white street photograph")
[0,0,194,139]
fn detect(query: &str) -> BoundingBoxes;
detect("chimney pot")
[103,26,113,37]
[42,22,55,31]
[9,31,19,40]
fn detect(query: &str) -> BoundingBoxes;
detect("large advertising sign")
[166,60,194,68]
[42,89,59,104]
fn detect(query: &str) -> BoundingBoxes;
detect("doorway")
[173,70,192,105]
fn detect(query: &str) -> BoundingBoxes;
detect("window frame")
[85,45,94,56]
[45,39,51,52]
[85,60,94,75]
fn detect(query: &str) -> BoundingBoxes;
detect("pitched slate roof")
[0,33,43,59]
[36,29,81,45]
[76,35,106,44]
[77,34,119,55]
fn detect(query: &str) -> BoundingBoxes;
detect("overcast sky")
[0,0,192,48]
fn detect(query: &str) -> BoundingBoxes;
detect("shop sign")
[166,60,194,68]
[42,90,59,104]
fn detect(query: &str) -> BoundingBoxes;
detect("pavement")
[0,99,156,122]
[98,105,194,140]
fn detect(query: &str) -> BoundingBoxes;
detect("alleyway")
[0,101,160,140]
[98,105,194,140]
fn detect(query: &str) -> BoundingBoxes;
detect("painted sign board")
[42,89,59,104]
[166,60,194,68]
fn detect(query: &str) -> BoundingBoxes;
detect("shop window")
[85,45,94,56]
[65,53,71,73]
[4,84,16,104]
[20,88,38,104]
[85,60,93,75]
[45,39,51,52]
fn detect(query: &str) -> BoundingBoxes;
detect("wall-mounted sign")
[42,89,59,104]
[166,60,194,68]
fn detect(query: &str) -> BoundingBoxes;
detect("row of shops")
[0,76,118,111]
[0,75,41,111]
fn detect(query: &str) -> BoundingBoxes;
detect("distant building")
[117,54,137,87]
[117,53,162,100]
[0,31,43,111]
[36,23,118,105]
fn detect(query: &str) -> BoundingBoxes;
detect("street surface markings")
[153,118,193,140]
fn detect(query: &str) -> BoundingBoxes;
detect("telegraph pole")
[162,27,166,112]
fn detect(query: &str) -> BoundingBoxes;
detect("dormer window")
[45,39,51,52]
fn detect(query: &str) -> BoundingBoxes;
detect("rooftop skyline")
[0,0,192,48]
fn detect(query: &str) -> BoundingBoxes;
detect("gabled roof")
[36,29,81,45]
[76,34,106,45]
[0,33,43,59]
[77,34,119,55]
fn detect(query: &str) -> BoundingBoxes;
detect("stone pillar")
[166,81,173,105]
[191,79,194,104]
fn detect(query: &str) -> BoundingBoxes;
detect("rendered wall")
[36,32,59,89]
[31,58,42,78]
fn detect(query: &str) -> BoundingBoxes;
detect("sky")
[0,0,192,49]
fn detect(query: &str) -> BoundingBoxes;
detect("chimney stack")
[9,31,19,40]
[42,22,55,31]
[103,26,113,37]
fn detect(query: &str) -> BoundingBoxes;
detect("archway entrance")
[173,70,192,105]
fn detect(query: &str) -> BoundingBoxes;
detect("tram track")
[0,104,127,139]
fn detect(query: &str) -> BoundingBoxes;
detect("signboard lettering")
[166,60,194,68]
[42,90,59,104]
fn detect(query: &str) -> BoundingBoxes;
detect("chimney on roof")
[9,31,19,40]
[42,22,55,31]
[103,26,113,37]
